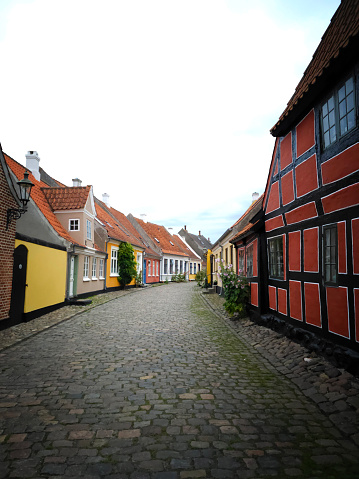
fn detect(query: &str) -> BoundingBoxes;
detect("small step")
[202,288,215,295]
[68,299,92,306]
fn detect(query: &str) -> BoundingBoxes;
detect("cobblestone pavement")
[0,283,359,478]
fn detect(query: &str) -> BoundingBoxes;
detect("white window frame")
[92,257,97,280]
[83,256,90,280]
[148,260,151,276]
[110,246,119,276]
[69,219,80,231]
[156,261,159,277]
[99,258,104,279]
[86,219,92,240]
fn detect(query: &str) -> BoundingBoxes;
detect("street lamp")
[6,170,34,230]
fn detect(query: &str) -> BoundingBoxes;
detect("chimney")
[184,225,187,230]
[140,214,147,223]
[72,178,82,187]
[252,192,259,202]
[199,231,201,236]
[102,193,110,207]
[25,151,40,181]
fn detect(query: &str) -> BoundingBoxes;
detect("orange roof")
[4,154,76,245]
[172,235,199,261]
[42,186,91,210]
[231,220,260,243]
[95,201,144,248]
[134,218,188,257]
[271,0,359,135]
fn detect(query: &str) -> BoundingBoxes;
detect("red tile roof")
[95,200,144,249]
[172,235,199,261]
[4,154,76,245]
[134,218,188,257]
[271,0,359,135]
[42,186,91,210]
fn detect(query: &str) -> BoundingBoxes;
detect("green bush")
[117,242,137,289]
[195,269,207,287]
[217,259,249,317]
[171,272,186,283]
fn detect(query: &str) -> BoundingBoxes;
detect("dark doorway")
[9,244,28,325]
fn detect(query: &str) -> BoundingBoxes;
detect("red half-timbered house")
[262,0,359,357]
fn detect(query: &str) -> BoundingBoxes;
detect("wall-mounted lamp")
[7,170,34,230]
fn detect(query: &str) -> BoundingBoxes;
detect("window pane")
[324,131,330,148]
[346,77,354,94]
[338,85,346,102]
[329,126,336,143]
[328,96,334,111]
[340,117,347,135]
[323,115,329,131]
[329,109,335,127]
[347,91,354,111]
[347,110,355,131]
[322,102,328,116]
[339,100,346,119]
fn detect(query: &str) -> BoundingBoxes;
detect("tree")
[117,242,137,289]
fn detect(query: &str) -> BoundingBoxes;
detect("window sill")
[92,277,98,281]
[99,277,105,280]
[83,277,90,282]
[110,273,119,277]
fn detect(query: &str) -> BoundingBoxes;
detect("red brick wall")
[0,162,18,321]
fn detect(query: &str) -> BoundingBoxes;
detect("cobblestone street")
[1,282,359,478]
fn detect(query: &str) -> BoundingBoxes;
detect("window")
[175,260,178,273]
[323,224,338,285]
[156,261,159,276]
[194,263,197,274]
[87,219,92,240]
[99,258,104,278]
[180,261,183,273]
[321,75,356,149]
[148,260,151,276]
[110,247,118,276]
[69,219,79,231]
[268,237,284,279]
[190,263,193,274]
[137,253,142,273]
[238,249,245,274]
[83,256,89,279]
[92,257,97,279]
[170,259,174,274]
[164,259,168,274]
[246,244,253,278]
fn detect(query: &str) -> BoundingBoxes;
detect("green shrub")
[217,259,249,317]
[195,269,207,287]
[171,272,186,283]
[117,242,137,289]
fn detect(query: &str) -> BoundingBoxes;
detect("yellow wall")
[15,239,67,313]
[106,241,120,288]
[207,249,212,285]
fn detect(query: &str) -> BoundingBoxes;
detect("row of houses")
[210,0,359,361]
[0,149,209,329]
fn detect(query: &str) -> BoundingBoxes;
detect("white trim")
[303,226,319,273]
[288,230,301,272]
[304,282,322,329]
[326,286,350,339]
[295,154,319,199]
[69,218,80,231]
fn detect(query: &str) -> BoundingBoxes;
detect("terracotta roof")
[231,194,264,229]
[95,200,144,249]
[231,220,260,243]
[271,0,359,135]
[134,218,188,257]
[42,186,91,210]
[4,154,75,245]
[172,235,199,261]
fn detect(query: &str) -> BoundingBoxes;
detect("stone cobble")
[0,282,358,478]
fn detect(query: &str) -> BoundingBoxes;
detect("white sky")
[0,0,340,243]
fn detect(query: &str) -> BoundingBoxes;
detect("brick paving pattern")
[0,282,359,478]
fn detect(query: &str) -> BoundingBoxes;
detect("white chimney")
[252,192,259,202]
[25,151,40,181]
[140,214,147,223]
[72,178,82,187]
[102,193,110,207]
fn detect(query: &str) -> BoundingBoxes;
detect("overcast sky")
[0,0,340,243]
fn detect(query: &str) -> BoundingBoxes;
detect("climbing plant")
[117,242,137,289]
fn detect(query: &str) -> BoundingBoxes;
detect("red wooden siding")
[322,183,359,214]
[280,132,292,170]
[289,280,302,321]
[277,288,287,315]
[250,282,258,307]
[304,283,321,328]
[268,285,277,310]
[326,287,349,338]
[296,110,315,157]
[355,289,359,342]
[338,222,347,274]
[281,170,295,205]
[321,143,359,185]
[288,231,301,272]
[285,202,317,225]
[303,227,319,272]
[266,181,280,213]
[265,215,284,232]
[353,218,359,275]
[295,154,318,198]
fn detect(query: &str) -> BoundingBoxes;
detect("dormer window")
[170,241,174,246]
[87,219,92,240]
[154,237,160,243]
[69,219,79,231]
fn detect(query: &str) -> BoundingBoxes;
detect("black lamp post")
[6,170,34,230]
